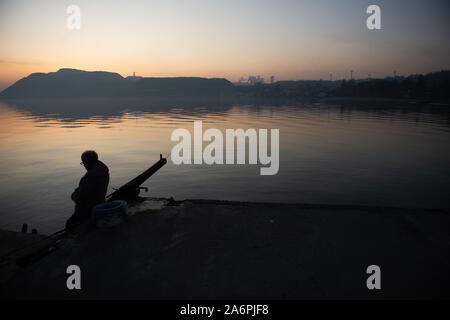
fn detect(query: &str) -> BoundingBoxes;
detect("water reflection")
[0,98,449,233]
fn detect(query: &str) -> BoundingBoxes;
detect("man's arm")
[73,177,94,204]
[71,187,80,202]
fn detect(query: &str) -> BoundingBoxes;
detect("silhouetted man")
[66,150,110,229]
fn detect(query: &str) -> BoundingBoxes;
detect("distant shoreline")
[321,96,450,105]
[2,95,449,105]
[1,69,449,103]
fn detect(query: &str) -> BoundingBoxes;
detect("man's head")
[81,150,98,170]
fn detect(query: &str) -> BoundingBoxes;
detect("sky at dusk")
[0,0,449,91]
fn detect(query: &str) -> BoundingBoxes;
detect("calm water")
[1,98,449,233]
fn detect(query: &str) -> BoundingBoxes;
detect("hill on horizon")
[0,68,234,98]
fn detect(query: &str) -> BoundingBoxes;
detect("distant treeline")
[335,71,450,99]
[240,70,450,100]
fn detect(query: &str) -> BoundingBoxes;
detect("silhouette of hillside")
[0,68,234,98]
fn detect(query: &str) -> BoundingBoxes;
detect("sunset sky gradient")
[0,0,449,91]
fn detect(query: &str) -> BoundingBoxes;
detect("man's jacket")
[72,160,110,210]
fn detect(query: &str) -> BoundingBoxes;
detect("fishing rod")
[106,154,167,201]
